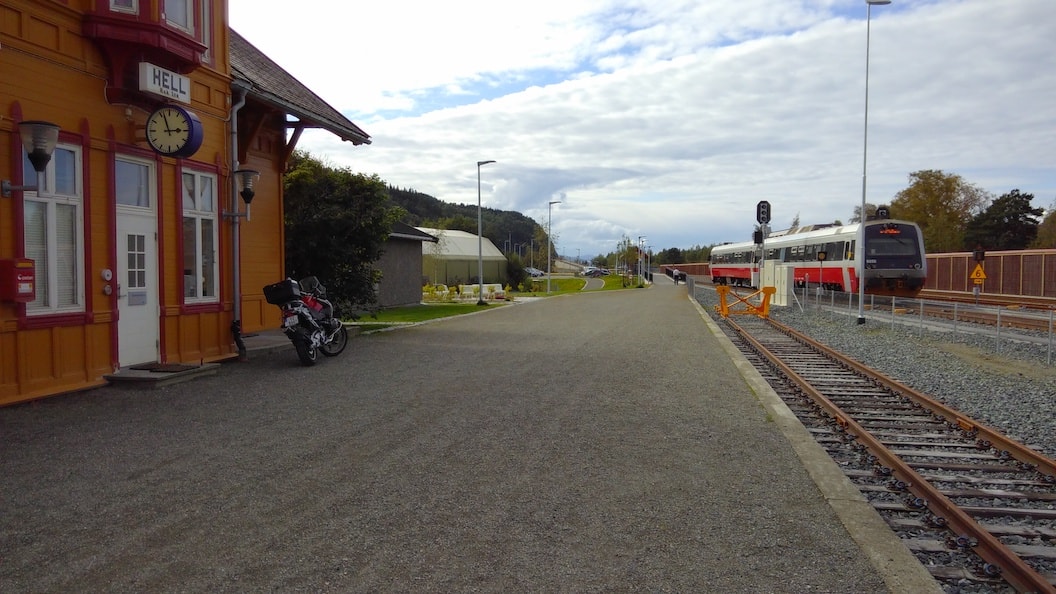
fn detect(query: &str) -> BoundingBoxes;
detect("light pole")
[476,159,495,306]
[858,0,889,325]
[547,199,561,293]
[637,236,645,285]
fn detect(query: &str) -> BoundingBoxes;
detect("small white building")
[417,228,508,286]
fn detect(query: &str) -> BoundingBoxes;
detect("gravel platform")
[3,282,892,593]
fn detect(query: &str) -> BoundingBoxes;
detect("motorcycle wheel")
[320,325,348,357]
[293,334,318,366]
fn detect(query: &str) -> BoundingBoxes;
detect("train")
[709,218,928,297]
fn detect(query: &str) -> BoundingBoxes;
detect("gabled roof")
[390,221,438,243]
[416,228,507,260]
[229,30,371,145]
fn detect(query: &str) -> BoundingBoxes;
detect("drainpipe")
[229,82,249,360]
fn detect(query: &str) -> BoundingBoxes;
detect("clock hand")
[162,112,173,134]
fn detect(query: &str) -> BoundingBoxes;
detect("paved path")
[1,283,924,592]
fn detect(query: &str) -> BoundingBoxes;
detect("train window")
[865,224,918,256]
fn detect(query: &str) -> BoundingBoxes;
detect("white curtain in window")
[24,201,48,308]
[56,204,78,307]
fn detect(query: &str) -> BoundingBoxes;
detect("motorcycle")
[263,276,349,366]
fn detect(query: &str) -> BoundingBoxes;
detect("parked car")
[587,268,609,277]
[525,267,545,277]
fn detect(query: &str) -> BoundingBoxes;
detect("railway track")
[919,290,1056,312]
[800,289,1056,341]
[719,314,1056,593]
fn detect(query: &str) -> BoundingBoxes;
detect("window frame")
[180,168,219,305]
[162,0,195,35]
[114,154,156,211]
[22,143,86,317]
[109,0,139,15]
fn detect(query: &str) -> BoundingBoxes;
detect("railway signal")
[756,200,771,224]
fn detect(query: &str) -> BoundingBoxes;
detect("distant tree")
[390,185,543,261]
[963,189,1042,251]
[849,203,879,224]
[788,212,801,231]
[684,244,710,263]
[656,247,684,265]
[1032,201,1056,248]
[889,170,991,253]
[506,253,528,289]
[284,151,403,314]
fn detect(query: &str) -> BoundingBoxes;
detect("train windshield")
[864,223,919,257]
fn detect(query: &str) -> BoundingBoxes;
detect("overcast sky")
[229,0,1055,260]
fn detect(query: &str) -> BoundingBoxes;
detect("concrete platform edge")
[689,296,943,594]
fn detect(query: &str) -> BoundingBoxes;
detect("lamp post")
[547,199,561,293]
[858,0,890,325]
[476,160,495,306]
[637,236,645,285]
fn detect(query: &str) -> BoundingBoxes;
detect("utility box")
[0,258,36,303]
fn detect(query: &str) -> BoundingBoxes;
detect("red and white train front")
[710,219,927,297]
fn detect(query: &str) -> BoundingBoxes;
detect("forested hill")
[388,186,545,254]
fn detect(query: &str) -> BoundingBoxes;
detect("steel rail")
[919,289,1056,311]
[771,320,1056,479]
[727,318,1056,594]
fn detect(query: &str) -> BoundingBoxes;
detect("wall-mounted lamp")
[234,169,259,204]
[2,121,60,197]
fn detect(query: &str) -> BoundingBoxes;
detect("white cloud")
[231,0,1056,259]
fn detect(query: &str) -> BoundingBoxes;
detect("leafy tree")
[1032,201,1056,248]
[963,189,1042,250]
[849,203,879,224]
[284,151,403,315]
[655,247,684,265]
[505,253,528,289]
[889,169,991,253]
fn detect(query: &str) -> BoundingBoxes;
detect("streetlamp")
[637,236,645,285]
[858,0,890,325]
[476,159,495,306]
[547,199,561,293]
[2,121,60,197]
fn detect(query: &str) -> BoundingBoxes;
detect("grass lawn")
[352,275,646,332]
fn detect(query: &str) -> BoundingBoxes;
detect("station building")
[1,1,370,405]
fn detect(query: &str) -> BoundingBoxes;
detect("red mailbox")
[0,259,36,303]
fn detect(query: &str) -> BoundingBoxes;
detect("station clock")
[145,105,204,158]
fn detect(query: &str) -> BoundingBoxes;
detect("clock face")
[145,105,204,158]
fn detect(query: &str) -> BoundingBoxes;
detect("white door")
[117,211,159,367]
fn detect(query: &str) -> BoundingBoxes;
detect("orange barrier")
[715,285,776,318]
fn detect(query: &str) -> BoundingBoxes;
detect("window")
[110,0,138,14]
[182,170,218,302]
[115,156,153,208]
[23,144,85,315]
[199,0,212,62]
[163,0,194,34]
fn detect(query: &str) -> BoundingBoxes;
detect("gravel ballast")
[695,285,1056,458]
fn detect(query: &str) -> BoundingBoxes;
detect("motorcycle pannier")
[263,279,300,305]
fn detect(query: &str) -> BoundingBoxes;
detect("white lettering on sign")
[138,62,191,104]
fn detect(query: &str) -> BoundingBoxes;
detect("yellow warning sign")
[970,263,987,280]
